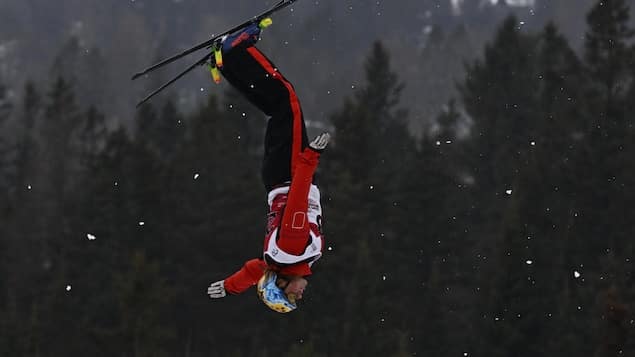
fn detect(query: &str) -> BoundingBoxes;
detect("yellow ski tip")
[259,18,273,29]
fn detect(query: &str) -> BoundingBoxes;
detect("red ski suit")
[218,44,325,295]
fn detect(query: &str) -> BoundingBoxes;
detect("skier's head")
[257,271,307,313]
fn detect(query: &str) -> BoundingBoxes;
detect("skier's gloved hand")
[309,132,330,153]
[207,280,227,298]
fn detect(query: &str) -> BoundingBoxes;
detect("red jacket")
[224,148,325,295]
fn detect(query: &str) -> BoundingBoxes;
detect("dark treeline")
[1,0,634,356]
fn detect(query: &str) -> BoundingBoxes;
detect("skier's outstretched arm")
[208,259,268,298]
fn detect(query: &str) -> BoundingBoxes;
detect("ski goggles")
[257,271,297,313]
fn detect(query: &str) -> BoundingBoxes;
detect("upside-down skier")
[206,18,330,313]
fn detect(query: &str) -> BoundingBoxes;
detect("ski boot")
[222,17,272,52]
[208,18,273,83]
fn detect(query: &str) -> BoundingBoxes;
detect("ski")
[132,0,300,107]
[136,52,211,108]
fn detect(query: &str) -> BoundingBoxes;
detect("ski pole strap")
[208,63,221,84]
[211,66,221,84]
[208,41,223,84]
[214,47,223,68]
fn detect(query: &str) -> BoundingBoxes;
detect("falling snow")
[3,1,628,355]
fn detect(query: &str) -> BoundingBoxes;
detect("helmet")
[257,270,297,313]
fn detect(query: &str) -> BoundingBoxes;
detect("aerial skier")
[206,18,330,313]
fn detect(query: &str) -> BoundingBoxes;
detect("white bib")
[263,227,322,265]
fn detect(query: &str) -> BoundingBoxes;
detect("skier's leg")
[220,45,288,116]
[221,45,308,190]
[261,99,309,191]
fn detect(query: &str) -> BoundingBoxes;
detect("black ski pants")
[220,45,309,191]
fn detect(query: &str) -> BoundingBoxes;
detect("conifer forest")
[1,0,634,356]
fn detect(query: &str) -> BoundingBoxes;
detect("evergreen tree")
[77,105,107,170]
[56,104,112,355]
[583,0,635,236]
[393,99,477,356]
[135,100,184,163]
[113,251,175,357]
[35,77,97,355]
[625,41,635,357]
[580,1,635,356]
[1,80,67,355]
[319,41,413,355]
[529,22,591,357]
[460,15,540,194]
[12,82,41,195]
[76,127,138,354]
[584,0,634,127]
[0,79,13,253]
[459,16,551,357]
[10,83,41,349]
[37,77,83,268]
[0,81,12,122]
[0,77,87,356]
[0,79,25,354]
[0,81,13,216]
[160,94,264,355]
[70,121,177,355]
